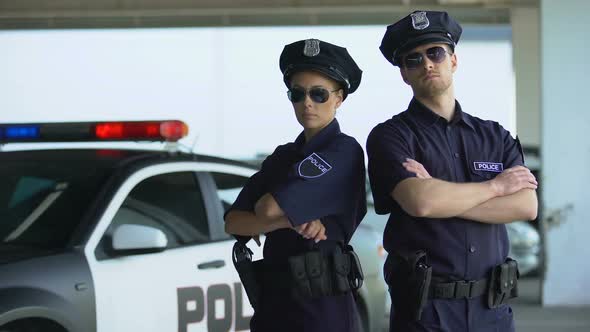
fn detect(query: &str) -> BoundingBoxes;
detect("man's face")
[289,71,343,133]
[399,42,457,98]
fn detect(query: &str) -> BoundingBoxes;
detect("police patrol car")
[0,121,386,332]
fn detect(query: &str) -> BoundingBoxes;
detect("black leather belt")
[429,278,488,299]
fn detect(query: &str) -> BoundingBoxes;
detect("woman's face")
[289,71,343,136]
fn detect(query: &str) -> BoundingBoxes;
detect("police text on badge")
[298,153,333,178]
[473,162,503,173]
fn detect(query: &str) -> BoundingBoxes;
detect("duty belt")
[429,278,488,299]
[232,238,364,304]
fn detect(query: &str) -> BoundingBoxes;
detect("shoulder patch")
[298,153,333,178]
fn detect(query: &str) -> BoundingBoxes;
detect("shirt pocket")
[418,147,454,182]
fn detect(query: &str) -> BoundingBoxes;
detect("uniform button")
[446,126,451,131]
[469,245,476,253]
[454,152,460,158]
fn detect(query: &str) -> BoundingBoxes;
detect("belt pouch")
[289,254,313,298]
[332,249,351,294]
[305,251,331,297]
[487,258,519,308]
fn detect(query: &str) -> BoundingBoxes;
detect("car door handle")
[198,260,225,269]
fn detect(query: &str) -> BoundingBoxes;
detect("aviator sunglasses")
[287,87,339,104]
[401,46,451,70]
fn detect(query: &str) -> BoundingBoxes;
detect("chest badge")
[298,153,332,178]
[473,161,504,173]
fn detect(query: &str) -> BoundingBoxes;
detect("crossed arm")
[224,193,328,242]
[393,159,538,224]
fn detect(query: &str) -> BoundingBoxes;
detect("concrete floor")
[512,277,590,332]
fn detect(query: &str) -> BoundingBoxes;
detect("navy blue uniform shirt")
[367,98,524,281]
[228,119,366,332]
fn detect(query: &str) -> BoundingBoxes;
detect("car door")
[84,162,239,332]
[205,164,263,262]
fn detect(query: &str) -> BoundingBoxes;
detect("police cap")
[279,39,362,100]
[380,10,463,66]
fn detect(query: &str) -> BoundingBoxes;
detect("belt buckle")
[454,280,475,298]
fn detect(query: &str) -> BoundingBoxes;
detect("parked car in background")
[0,121,386,332]
[505,220,541,276]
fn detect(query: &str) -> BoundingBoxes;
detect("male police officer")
[367,11,538,331]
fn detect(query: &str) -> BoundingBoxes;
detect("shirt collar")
[294,119,341,156]
[453,101,475,130]
[407,98,440,127]
[407,98,475,131]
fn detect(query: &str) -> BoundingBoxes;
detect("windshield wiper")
[4,182,68,242]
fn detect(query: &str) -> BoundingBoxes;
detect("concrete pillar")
[540,0,590,306]
[511,6,544,303]
[512,7,540,147]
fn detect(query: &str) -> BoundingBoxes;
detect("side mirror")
[110,224,168,256]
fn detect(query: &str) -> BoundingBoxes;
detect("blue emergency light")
[0,121,188,143]
[5,125,41,140]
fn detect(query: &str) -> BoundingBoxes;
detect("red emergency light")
[0,120,189,143]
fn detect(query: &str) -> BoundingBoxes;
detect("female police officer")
[224,39,366,332]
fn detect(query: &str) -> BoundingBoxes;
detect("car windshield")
[0,149,120,250]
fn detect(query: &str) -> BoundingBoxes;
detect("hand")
[294,219,327,243]
[403,158,432,179]
[490,166,538,196]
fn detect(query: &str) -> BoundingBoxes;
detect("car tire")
[0,319,66,332]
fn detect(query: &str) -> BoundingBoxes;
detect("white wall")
[541,0,590,305]
[0,26,515,159]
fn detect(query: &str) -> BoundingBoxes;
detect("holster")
[487,257,519,309]
[288,244,364,299]
[232,241,261,311]
[386,250,432,321]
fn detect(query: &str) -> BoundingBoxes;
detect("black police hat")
[380,10,463,66]
[279,39,362,100]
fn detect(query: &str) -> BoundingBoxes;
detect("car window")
[101,172,210,254]
[0,151,113,250]
[210,172,249,213]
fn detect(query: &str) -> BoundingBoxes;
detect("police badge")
[298,153,332,178]
[303,39,321,57]
[411,11,430,30]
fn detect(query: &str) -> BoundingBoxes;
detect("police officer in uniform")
[367,11,539,332]
[225,38,366,332]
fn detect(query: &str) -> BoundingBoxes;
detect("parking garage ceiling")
[0,0,538,29]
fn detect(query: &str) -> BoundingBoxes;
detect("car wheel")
[0,319,66,332]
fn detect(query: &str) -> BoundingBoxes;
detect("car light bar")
[0,120,188,143]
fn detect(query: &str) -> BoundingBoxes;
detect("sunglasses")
[401,46,451,70]
[287,87,339,103]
